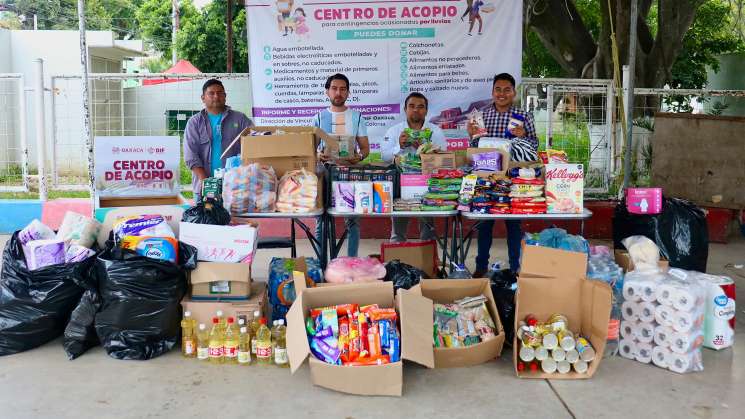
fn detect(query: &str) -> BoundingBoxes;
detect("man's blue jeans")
[475,220,523,272]
[316,217,359,257]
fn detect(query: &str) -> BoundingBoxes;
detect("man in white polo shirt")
[382,92,447,242]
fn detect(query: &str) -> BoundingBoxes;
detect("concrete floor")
[1,236,744,419]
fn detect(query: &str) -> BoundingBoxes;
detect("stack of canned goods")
[517,313,596,374]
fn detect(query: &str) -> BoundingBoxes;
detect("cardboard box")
[182,282,267,326]
[381,240,438,279]
[420,152,456,175]
[179,222,258,264]
[514,246,612,379]
[545,163,584,214]
[240,126,326,176]
[287,276,433,396]
[399,174,430,201]
[446,137,470,168]
[96,204,186,248]
[190,261,252,300]
[467,148,511,177]
[614,249,669,273]
[405,279,505,368]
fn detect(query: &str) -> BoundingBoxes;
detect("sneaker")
[473,268,487,278]
[467,33,473,36]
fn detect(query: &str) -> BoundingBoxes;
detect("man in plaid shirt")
[467,73,538,276]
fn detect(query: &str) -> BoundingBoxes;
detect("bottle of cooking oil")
[249,311,261,357]
[216,310,227,333]
[255,318,272,366]
[196,323,209,361]
[181,311,197,358]
[208,317,224,364]
[224,317,240,364]
[274,319,289,368]
[238,326,251,365]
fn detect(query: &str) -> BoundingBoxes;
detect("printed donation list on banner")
[246,0,523,138]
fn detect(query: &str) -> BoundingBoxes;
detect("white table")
[457,208,594,264]
[326,209,459,276]
[233,209,327,268]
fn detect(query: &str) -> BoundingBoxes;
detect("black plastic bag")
[181,202,231,225]
[94,241,196,360]
[613,197,709,272]
[490,269,517,346]
[384,260,424,292]
[63,287,102,360]
[0,232,95,356]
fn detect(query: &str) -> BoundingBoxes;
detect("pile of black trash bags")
[0,231,196,360]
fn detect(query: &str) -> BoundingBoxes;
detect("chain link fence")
[0,74,29,192]
[50,73,252,190]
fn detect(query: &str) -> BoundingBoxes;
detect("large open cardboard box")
[420,152,456,175]
[514,246,612,379]
[404,279,505,368]
[467,147,511,177]
[240,126,326,210]
[287,275,433,396]
[182,282,267,326]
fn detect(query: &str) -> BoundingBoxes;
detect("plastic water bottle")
[587,255,624,357]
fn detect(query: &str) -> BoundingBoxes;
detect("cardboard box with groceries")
[287,276,433,396]
[240,126,326,210]
[467,147,511,177]
[514,246,612,379]
[403,279,505,368]
[182,282,268,326]
[420,152,456,175]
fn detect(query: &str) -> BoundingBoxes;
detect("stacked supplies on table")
[422,169,462,211]
[505,166,545,215]
[469,175,512,214]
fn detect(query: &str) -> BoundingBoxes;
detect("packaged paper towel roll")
[656,283,677,307]
[654,326,674,347]
[623,281,642,302]
[621,320,638,339]
[637,301,657,323]
[19,219,56,245]
[622,301,639,321]
[670,332,703,354]
[619,338,637,360]
[672,311,703,333]
[639,281,658,302]
[651,346,670,368]
[635,322,655,344]
[654,305,674,327]
[667,351,703,374]
[333,182,355,213]
[672,288,701,312]
[56,211,101,249]
[23,239,65,270]
[635,342,653,364]
[354,182,373,214]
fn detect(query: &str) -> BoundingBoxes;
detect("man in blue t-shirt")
[312,73,370,257]
[184,79,252,200]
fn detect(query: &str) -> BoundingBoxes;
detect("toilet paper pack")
[23,239,65,271]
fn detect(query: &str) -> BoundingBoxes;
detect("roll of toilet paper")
[620,320,638,339]
[622,301,640,321]
[635,322,656,344]
[653,326,674,347]
[672,288,700,312]
[651,346,670,369]
[672,311,694,333]
[619,338,637,360]
[635,342,653,364]
[623,282,642,302]
[654,305,674,327]
[667,351,702,374]
[670,332,703,354]
[638,281,658,302]
[637,301,657,323]
[656,283,677,307]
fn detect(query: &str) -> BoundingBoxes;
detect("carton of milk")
[545,164,584,214]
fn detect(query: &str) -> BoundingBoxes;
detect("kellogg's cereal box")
[545,164,584,214]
